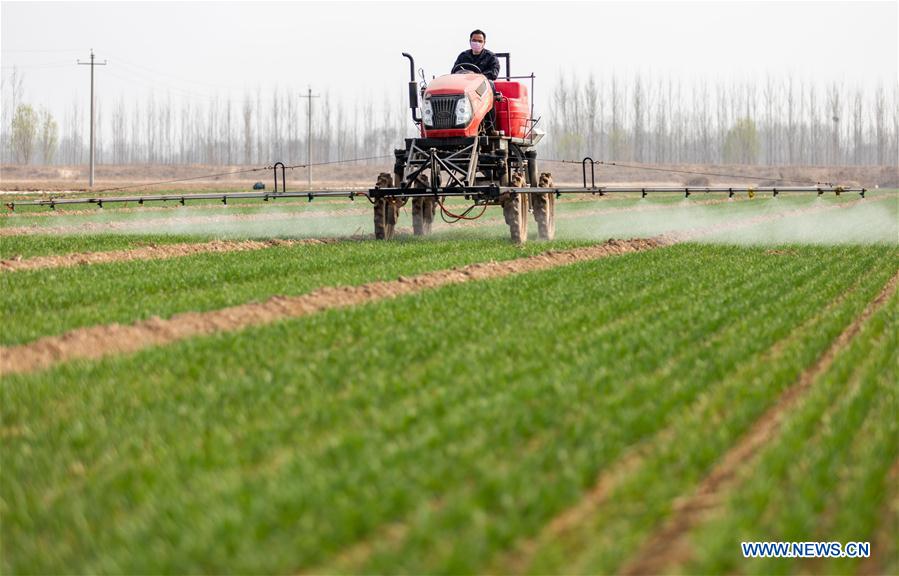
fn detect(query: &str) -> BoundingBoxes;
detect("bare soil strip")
[619,269,899,576]
[0,238,340,273]
[0,238,667,376]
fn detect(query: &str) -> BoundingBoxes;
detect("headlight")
[422,98,434,126]
[455,97,472,126]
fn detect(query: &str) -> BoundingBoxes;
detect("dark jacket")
[452,48,501,80]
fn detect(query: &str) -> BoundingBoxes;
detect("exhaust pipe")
[402,52,421,123]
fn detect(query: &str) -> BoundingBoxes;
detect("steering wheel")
[452,62,482,75]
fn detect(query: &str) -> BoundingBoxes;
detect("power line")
[113,56,246,92]
[106,64,300,106]
[1,48,83,53]
[1,60,74,70]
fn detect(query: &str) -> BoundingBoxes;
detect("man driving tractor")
[452,29,500,80]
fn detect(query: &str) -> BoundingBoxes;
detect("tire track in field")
[0,238,668,376]
[0,238,341,273]
[618,268,899,576]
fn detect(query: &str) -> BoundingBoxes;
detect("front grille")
[430,96,461,129]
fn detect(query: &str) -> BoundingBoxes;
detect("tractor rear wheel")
[503,172,529,244]
[532,172,556,240]
[412,195,435,236]
[373,172,399,240]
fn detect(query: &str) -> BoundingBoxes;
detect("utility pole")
[300,86,319,188]
[77,49,107,187]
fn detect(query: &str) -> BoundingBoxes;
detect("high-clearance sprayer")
[7,52,866,243]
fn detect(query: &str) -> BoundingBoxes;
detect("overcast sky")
[1,0,896,121]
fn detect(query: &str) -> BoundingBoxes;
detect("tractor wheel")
[532,172,556,241]
[412,196,435,236]
[373,172,398,240]
[503,172,529,244]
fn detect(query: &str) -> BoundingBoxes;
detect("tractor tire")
[412,196,436,236]
[532,172,556,241]
[503,172,529,244]
[373,172,398,240]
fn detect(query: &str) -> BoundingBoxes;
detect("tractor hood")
[425,73,489,96]
[421,73,493,137]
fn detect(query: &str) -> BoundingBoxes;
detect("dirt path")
[618,269,899,576]
[0,238,343,273]
[0,238,667,376]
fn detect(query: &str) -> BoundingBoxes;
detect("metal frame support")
[273,162,286,194]
[494,52,511,80]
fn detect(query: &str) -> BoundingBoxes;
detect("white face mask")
[470,40,484,53]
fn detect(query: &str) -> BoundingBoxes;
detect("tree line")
[547,74,898,166]
[2,69,897,167]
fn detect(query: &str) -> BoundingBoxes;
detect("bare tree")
[10,104,38,163]
[632,75,644,162]
[38,108,59,164]
[242,95,254,165]
[827,83,841,164]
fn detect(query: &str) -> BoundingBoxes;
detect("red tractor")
[372,52,555,243]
